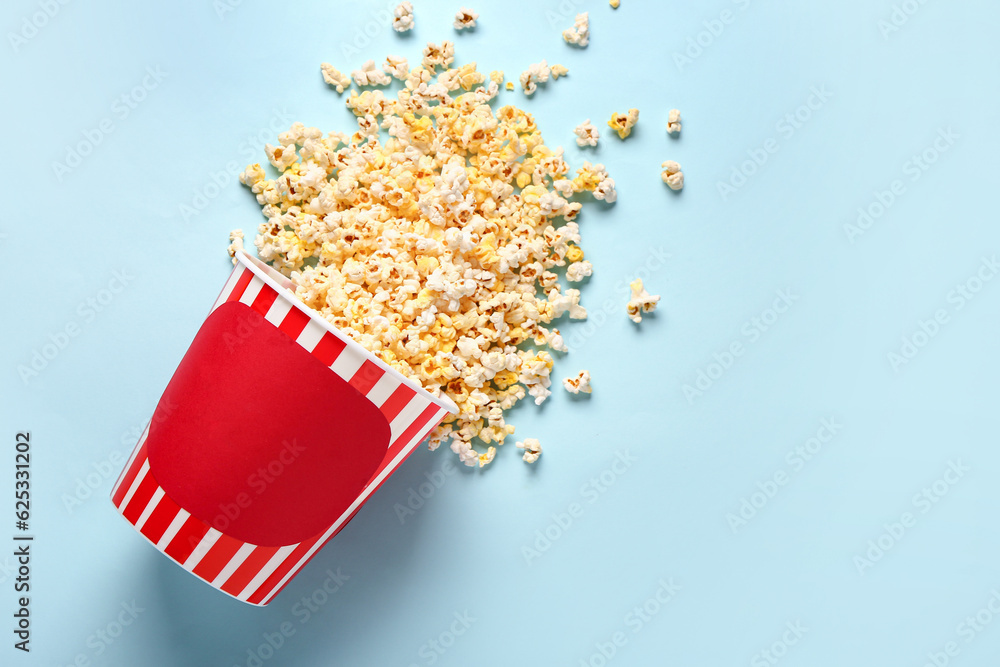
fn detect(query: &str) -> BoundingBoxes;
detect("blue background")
[3,0,1000,664]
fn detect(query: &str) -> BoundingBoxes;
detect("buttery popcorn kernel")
[661,160,684,190]
[608,108,639,139]
[454,7,478,30]
[667,108,682,135]
[562,370,592,394]
[517,438,542,463]
[573,119,599,147]
[610,0,620,8]
[627,278,660,323]
[393,1,414,32]
[320,63,351,94]
[563,12,589,47]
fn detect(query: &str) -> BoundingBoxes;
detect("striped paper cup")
[110,250,458,606]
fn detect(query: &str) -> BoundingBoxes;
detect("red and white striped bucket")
[110,250,457,606]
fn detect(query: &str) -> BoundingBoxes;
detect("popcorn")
[667,108,681,135]
[517,438,542,463]
[227,229,244,265]
[563,12,589,47]
[661,160,684,190]
[573,119,599,147]
[505,81,514,91]
[519,60,550,95]
[320,63,351,94]
[626,278,660,323]
[454,7,478,30]
[352,60,392,87]
[550,64,569,80]
[608,108,639,139]
[239,56,616,467]
[610,0,620,8]
[562,370,591,394]
[392,1,414,32]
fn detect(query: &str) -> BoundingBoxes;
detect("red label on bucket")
[145,302,390,546]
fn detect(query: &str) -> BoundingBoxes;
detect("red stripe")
[192,535,244,581]
[379,384,415,422]
[349,360,385,395]
[112,441,147,506]
[163,515,210,563]
[227,269,254,303]
[311,332,347,366]
[250,284,279,316]
[244,536,321,605]
[139,493,182,544]
[278,306,310,340]
[121,472,158,523]
[384,404,440,465]
[220,546,282,596]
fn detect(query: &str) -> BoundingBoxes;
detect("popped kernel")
[454,7,478,30]
[566,260,592,282]
[610,0,620,7]
[562,370,592,394]
[320,63,351,94]
[505,82,514,91]
[478,445,496,467]
[667,108,682,135]
[517,438,542,463]
[352,59,392,87]
[550,64,569,80]
[384,55,410,80]
[627,278,660,323]
[608,108,639,139]
[661,160,684,190]
[422,41,455,71]
[227,229,244,265]
[563,12,589,47]
[392,1,414,32]
[573,119,600,147]
[519,60,550,95]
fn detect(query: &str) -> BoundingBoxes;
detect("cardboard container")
[110,250,458,605]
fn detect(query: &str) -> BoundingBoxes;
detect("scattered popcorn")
[227,229,244,265]
[519,60,550,95]
[563,12,589,47]
[667,108,681,135]
[517,438,542,464]
[320,63,351,94]
[562,370,592,394]
[239,56,616,467]
[384,55,410,80]
[608,108,639,139]
[352,59,392,87]
[573,119,600,147]
[610,0,620,7]
[454,7,478,30]
[550,64,569,79]
[392,1,414,32]
[505,81,514,91]
[626,278,660,323]
[661,160,684,190]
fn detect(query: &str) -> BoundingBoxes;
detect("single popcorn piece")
[667,108,682,135]
[320,63,351,94]
[550,64,569,80]
[661,160,684,190]
[566,260,592,282]
[608,108,639,139]
[422,41,456,71]
[517,438,542,464]
[627,278,660,323]
[227,229,244,265]
[505,81,514,91]
[392,1,414,32]
[384,55,409,80]
[352,60,392,87]
[519,60,550,95]
[562,370,592,394]
[454,7,478,30]
[573,119,599,147]
[563,12,589,47]
[610,0,620,7]
[478,445,496,467]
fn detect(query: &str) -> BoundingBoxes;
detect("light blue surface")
[3,0,1000,664]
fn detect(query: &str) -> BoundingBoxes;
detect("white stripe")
[182,528,222,571]
[113,423,149,497]
[156,509,191,550]
[261,407,447,604]
[134,487,164,530]
[329,349,365,381]
[264,297,292,326]
[212,267,246,310]
[238,277,264,306]
[388,395,430,442]
[235,545,299,601]
[295,321,326,352]
[211,543,258,587]
[118,460,150,511]
[365,374,398,408]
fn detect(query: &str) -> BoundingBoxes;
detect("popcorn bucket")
[110,250,458,606]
